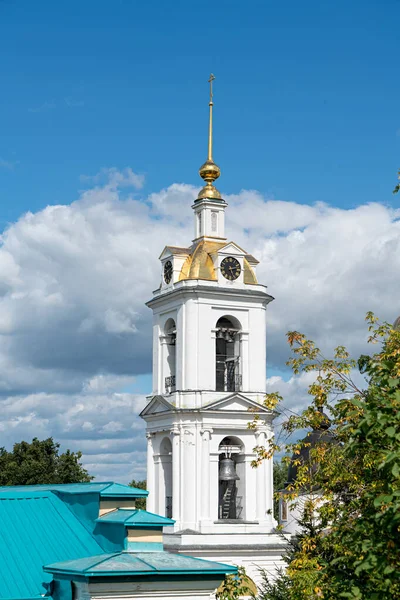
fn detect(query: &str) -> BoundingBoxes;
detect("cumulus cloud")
[80,167,145,190]
[0,167,399,481]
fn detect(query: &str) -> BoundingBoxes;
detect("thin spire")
[197,73,222,201]
[208,73,215,161]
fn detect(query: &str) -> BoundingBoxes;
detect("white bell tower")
[140,75,285,584]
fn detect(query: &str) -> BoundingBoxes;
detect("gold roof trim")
[243,257,258,284]
[178,239,258,284]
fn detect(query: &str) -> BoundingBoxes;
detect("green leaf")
[392,463,400,478]
[374,494,393,507]
[385,426,396,437]
[383,565,395,574]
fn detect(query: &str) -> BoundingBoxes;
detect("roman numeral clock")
[220,256,241,280]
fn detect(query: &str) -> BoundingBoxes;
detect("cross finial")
[208,73,215,105]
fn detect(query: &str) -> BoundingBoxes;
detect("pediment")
[203,393,270,413]
[140,395,176,417]
[159,246,190,261]
[217,242,247,257]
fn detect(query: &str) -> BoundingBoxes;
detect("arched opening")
[164,318,176,394]
[160,437,173,518]
[218,436,245,520]
[215,316,241,392]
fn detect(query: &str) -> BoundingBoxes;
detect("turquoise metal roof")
[97,509,174,527]
[0,490,104,600]
[100,483,148,498]
[0,482,148,498]
[45,551,237,578]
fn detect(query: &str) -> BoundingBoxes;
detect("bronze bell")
[219,457,240,481]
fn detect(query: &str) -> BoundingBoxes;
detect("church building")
[140,75,286,584]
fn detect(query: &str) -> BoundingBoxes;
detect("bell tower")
[140,76,284,583]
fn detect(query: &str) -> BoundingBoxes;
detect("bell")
[219,457,240,481]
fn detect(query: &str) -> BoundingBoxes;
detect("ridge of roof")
[96,508,174,527]
[44,551,238,577]
[0,481,148,498]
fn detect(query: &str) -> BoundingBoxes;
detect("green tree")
[129,478,147,509]
[252,313,400,600]
[0,437,92,485]
[216,567,256,600]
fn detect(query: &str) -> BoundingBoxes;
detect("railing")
[236,495,243,519]
[232,373,242,392]
[166,496,173,519]
[216,357,242,392]
[165,375,176,394]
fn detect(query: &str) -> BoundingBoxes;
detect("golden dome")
[199,159,221,183]
[178,239,258,284]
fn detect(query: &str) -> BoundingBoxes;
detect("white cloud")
[80,167,145,190]
[0,167,399,481]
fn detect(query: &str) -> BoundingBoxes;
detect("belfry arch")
[215,316,242,392]
[218,436,245,520]
[159,437,173,518]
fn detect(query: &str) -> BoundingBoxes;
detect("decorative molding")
[200,427,213,440]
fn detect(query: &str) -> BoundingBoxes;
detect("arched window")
[215,316,241,392]
[164,319,176,394]
[218,436,245,520]
[160,437,173,518]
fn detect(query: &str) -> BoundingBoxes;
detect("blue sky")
[1,0,399,228]
[0,0,399,480]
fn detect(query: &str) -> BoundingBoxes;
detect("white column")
[183,299,198,391]
[146,432,155,513]
[240,331,249,391]
[255,428,267,522]
[181,427,196,529]
[209,453,220,522]
[171,426,181,528]
[200,428,213,522]
[160,336,169,394]
[152,320,160,394]
[176,304,185,403]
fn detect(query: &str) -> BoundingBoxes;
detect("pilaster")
[171,426,181,528]
[146,433,155,513]
[200,428,213,524]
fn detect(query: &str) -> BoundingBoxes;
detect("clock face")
[220,257,241,281]
[164,260,173,284]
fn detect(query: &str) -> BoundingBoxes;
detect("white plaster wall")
[185,549,286,590]
[143,410,275,534]
[192,199,227,240]
[148,282,270,406]
[280,492,322,536]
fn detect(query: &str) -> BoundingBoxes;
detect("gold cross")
[208,73,215,104]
